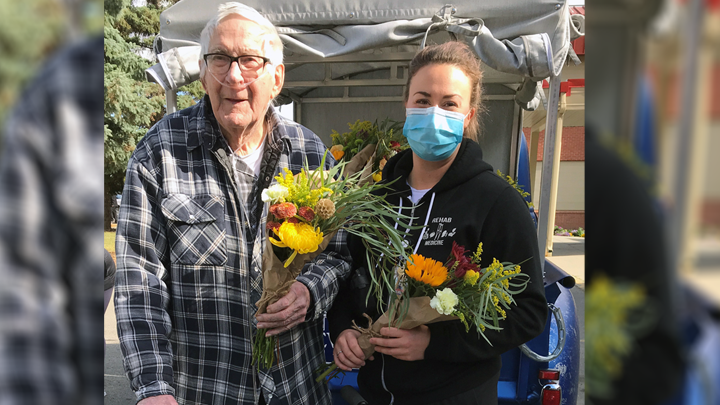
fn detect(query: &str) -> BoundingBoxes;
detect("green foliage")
[114,4,162,49]
[0,0,68,128]
[104,0,130,18]
[103,0,193,229]
[496,170,533,209]
[178,81,206,110]
[330,119,376,159]
[330,118,408,171]
[586,275,654,399]
[553,225,585,237]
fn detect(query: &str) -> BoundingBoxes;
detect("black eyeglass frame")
[202,53,271,74]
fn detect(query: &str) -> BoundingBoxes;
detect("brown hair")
[404,41,484,141]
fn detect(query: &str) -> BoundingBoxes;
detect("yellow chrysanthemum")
[269,222,324,267]
[405,254,448,287]
[463,270,480,286]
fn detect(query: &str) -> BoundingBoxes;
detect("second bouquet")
[252,153,410,370]
[317,241,531,382]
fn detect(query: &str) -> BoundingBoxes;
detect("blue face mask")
[403,106,468,162]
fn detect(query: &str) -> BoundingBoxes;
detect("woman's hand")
[370,325,430,361]
[334,329,373,371]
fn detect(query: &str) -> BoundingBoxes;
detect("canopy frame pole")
[528,122,542,198]
[670,0,709,276]
[544,91,567,255]
[166,89,177,115]
[536,74,561,271]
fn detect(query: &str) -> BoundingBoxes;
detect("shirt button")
[189,214,195,220]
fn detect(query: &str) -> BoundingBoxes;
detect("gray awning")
[146,0,576,97]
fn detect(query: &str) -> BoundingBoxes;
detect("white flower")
[261,184,289,203]
[430,288,458,315]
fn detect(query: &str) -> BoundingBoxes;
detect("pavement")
[683,235,720,307]
[547,235,585,288]
[104,235,585,404]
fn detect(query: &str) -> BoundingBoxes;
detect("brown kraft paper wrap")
[352,296,457,359]
[255,231,336,316]
[344,144,377,185]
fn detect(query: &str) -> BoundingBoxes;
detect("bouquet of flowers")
[253,153,411,370]
[585,274,654,401]
[328,119,408,183]
[317,241,530,381]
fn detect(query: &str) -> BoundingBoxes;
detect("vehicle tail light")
[541,384,561,405]
[538,369,560,380]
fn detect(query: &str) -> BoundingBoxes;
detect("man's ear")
[198,60,208,93]
[271,64,285,99]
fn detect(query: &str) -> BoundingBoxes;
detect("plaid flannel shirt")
[115,96,351,405]
[0,37,105,405]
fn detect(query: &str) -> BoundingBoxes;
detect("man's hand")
[334,329,374,371]
[256,282,311,336]
[369,326,430,361]
[137,395,178,405]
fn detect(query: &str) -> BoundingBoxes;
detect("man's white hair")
[199,2,283,78]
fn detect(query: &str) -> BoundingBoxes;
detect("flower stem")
[252,328,276,370]
[315,362,339,383]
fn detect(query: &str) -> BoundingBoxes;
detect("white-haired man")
[114,3,350,404]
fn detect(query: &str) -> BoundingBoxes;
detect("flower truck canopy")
[146,0,581,104]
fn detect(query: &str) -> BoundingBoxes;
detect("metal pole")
[669,0,703,276]
[294,100,302,125]
[545,92,567,255]
[166,89,177,115]
[529,126,541,197]
[509,103,522,179]
[536,74,562,269]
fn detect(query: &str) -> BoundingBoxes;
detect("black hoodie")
[328,139,548,404]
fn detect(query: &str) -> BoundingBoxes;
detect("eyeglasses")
[203,53,271,78]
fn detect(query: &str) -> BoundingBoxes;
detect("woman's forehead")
[410,64,472,94]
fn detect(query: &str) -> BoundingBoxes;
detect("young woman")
[328,41,548,405]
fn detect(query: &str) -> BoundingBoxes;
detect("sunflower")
[269,222,324,267]
[405,254,448,287]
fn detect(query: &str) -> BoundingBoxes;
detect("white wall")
[532,161,585,211]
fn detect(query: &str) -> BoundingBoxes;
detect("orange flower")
[269,202,297,219]
[405,254,448,287]
[331,150,345,161]
[330,145,345,161]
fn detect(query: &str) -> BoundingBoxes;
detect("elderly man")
[114,3,350,405]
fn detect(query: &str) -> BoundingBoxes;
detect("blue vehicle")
[147,1,583,403]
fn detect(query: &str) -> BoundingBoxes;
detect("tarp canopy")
[146,0,581,106]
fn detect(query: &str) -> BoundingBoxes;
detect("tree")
[103,0,202,230]
[0,0,67,131]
